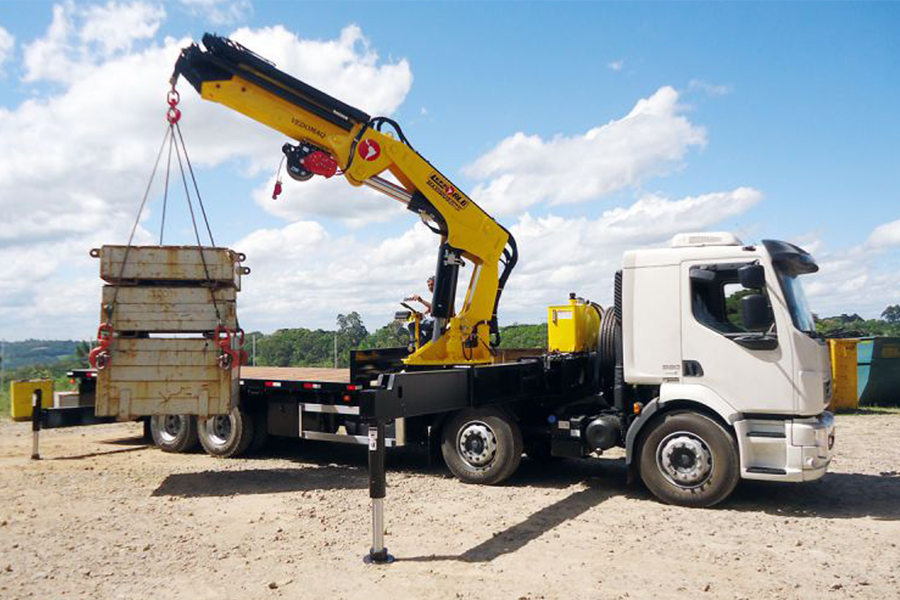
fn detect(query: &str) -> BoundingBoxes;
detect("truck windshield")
[775,269,816,334]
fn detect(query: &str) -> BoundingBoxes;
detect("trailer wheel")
[150,415,199,453]
[441,407,523,485]
[638,411,739,508]
[198,407,255,458]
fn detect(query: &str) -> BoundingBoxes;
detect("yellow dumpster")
[10,380,54,421]
[828,339,858,411]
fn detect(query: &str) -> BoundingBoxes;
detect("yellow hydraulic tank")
[548,295,601,353]
[10,380,54,421]
[828,339,859,411]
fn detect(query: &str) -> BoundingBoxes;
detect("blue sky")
[0,1,898,340]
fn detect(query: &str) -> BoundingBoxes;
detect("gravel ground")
[0,410,898,600]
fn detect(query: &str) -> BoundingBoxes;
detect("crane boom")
[172,34,517,366]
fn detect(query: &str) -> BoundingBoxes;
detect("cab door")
[679,260,796,414]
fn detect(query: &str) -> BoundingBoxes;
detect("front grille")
[823,379,833,403]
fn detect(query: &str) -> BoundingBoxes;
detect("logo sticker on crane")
[426,172,469,210]
[358,139,381,162]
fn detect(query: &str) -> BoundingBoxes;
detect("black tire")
[150,415,199,453]
[441,407,523,485]
[198,407,255,458]
[638,411,740,508]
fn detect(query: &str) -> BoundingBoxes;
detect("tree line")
[3,305,896,414]
[815,305,900,338]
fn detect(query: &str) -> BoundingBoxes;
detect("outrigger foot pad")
[363,548,395,565]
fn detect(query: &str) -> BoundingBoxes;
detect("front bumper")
[734,411,835,482]
[788,411,835,481]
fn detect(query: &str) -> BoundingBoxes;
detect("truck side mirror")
[741,294,772,331]
[738,264,766,289]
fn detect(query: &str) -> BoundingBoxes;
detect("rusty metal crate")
[94,245,246,288]
[102,286,236,332]
[95,338,238,419]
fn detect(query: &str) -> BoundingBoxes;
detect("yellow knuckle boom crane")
[172,34,518,366]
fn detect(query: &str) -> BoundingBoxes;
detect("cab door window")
[690,264,771,336]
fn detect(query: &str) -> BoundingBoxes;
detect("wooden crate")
[102,286,236,332]
[95,245,244,288]
[96,338,239,419]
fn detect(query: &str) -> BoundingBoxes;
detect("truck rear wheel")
[441,407,523,485]
[150,415,199,453]
[198,407,254,458]
[638,411,739,508]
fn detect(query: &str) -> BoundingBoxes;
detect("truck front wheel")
[198,407,255,458]
[638,411,740,508]
[441,407,523,485]
[150,415,199,453]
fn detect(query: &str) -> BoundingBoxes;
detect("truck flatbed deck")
[239,366,350,383]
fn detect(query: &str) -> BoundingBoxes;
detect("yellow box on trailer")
[828,339,858,411]
[10,380,54,421]
[547,296,601,353]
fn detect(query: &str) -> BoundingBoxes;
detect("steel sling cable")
[171,130,223,327]
[107,125,173,323]
[158,131,175,244]
[174,122,216,247]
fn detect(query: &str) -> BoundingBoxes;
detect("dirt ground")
[1,411,898,600]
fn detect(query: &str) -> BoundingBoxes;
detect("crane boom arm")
[172,34,517,365]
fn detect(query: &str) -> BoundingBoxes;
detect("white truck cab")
[621,232,834,504]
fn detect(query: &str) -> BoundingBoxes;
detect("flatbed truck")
[52,233,835,508]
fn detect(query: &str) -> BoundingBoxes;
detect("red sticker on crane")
[358,139,381,161]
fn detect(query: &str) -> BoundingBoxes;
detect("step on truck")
[58,232,835,507]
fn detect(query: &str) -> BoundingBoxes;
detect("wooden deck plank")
[240,366,350,383]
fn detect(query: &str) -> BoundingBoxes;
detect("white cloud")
[775,222,900,320]
[688,79,733,97]
[224,188,762,332]
[1,9,412,339]
[607,60,624,72]
[23,1,166,84]
[177,0,251,26]
[233,222,436,332]
[802,249,900,319]
[866,215,900,247]
[0,25,14,75]
[799,214,900,319]
[500,188,762,313]
[253,172,408,228]
[463,86,707,214]
[80,1,165,55]
[229,25,411,118]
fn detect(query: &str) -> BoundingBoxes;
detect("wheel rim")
[158,415,184,444]
[656,431,714,489]
[456,420,498,469]
[206,414,233,446]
